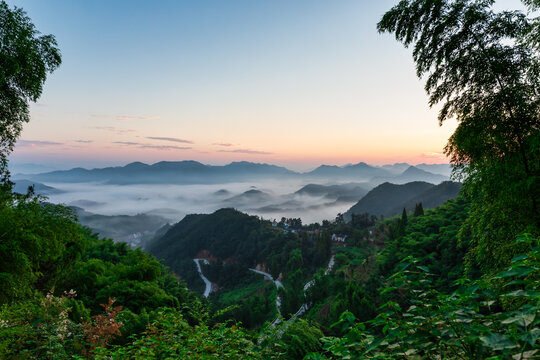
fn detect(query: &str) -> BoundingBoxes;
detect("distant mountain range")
[388,166,449,184]
[28,161,297,184]
[26,160,452,185]
[306,162,391,179]
[344,181,462,220]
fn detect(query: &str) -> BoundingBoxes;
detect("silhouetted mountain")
[381,163,412,174]
[392,166,448,184]
[222,189,273,206]
[214,189,232,197]
[146,208,282,289]
[222,161,295,176]
[415,163,452,177]
[295,183,368,202]
[369,166,449,186]
[306,162,391,179]
[344,181,434,220]
[305,165,342,177]
[71,207,169,248]
[29,161,298,184]
[27,160,452,186]
[12,179,63,195]
[386,181,462,216]
[344,181,461,220]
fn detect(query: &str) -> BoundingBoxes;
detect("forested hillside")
[1,0,539,359]
[147,208,336,329]
[0,189,260,358]
[344,180,461,219]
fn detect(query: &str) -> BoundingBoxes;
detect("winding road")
[193,253,336,322]
[248,268,283,317]
[193,258,212,298]
[289,254,335,321]
[250,254,336,327]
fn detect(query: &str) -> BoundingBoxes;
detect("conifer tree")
[414,202,424,217]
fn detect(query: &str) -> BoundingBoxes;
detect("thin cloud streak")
[146,136,193,144]
[113,141,191,151]
[140,145,192,150]
[113,141,141,146]
[94,126,138,134]
[75,140,94,143]
[116,115,160,121]
[17,140,64,147]
[213,142,235,147]
[217,149,272,155]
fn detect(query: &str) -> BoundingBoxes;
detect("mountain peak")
[124,161,148,169]
[347,162,371,168]
[401,165,428,175]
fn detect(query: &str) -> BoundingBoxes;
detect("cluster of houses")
[270,218,375,244]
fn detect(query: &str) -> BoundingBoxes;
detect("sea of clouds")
[43,179,359,225]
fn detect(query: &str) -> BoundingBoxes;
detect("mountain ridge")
[344,180,461,220]
[28,160,451,185]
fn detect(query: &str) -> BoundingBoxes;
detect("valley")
[10,161,457,247]
[2,0,538,357]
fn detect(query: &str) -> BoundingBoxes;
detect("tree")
[414,202,424,217]
[0,1,61,183]
[522,0,540,57]
[396,208,408,237]
[378,0,540,273]
[401,208,408,225]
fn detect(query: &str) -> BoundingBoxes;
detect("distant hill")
[304,163,450,183]
[146,208,285,289]
[222,189,273,207]
[306,162,391,180]
[148,208,263,264]
[29,161,298,185]
[344,181,434,220]
[386,181,462,216]
[72,207,169,248]
[368,166,449,186]
[12,179,63,195]
[213,189,232,197]
[380,163,412,175]
[392,166,449,184]
[344,181,461,220]
[415,163,452,177]
[295,183,368,202]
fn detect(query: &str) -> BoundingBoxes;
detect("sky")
[7,0,528,171]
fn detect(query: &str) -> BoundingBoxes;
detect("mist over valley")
[11,160,456,246]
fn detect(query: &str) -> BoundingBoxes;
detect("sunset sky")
[7,0,527,171]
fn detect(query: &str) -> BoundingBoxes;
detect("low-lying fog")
[44,179,361,225]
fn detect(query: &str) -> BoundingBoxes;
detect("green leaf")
[520,328,540,347]
[502,313,535,327]
[511,254,529,263]
[480,333,517,350]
